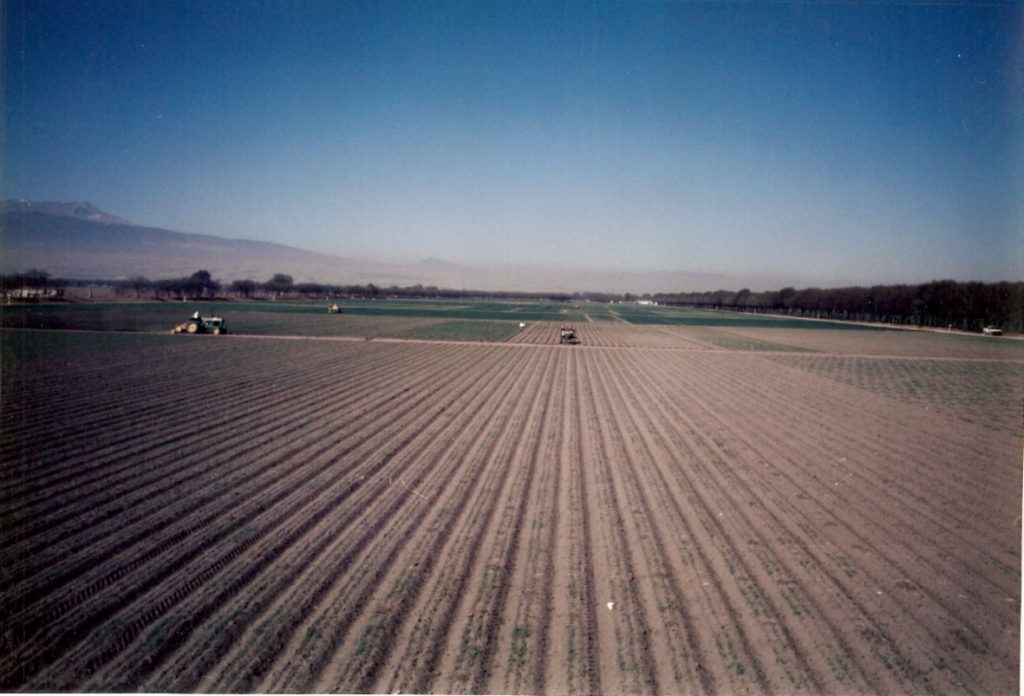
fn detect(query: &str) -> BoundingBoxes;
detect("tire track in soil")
[72,344,501,693]
[318,347,557,693]
[196,344,535,692]
[8,344,487,690]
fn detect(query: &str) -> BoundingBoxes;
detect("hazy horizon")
[3,1,1022,291]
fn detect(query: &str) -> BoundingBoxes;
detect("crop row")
[1,330,1018,693]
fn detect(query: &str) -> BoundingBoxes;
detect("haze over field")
[3,1,1022,291]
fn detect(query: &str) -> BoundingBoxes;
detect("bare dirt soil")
[1,323,1020,694]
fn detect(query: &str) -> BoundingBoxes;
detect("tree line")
[653,280,1023,332]
[4,269,1020,332]
[108,272,579,303]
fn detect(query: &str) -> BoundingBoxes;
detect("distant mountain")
[0,201,427,286]
[0,200,761,293]
[0,200,133,226]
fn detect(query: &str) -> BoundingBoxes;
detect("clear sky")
[3,1,1022,289]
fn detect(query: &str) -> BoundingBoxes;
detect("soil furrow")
[0,344,442,605]
[194,345,533,692]
[0,344,455,625]
[330,348,554,694]
[6,345,484,689]
[71,345,499,691]
[575,349,662,694]
[688,353,1019,626]
[665,352,1018,685]
[633,351,970,692]
[592,348,780,693]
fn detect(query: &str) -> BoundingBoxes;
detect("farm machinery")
[559,324,580,345]
[172,313,227,335]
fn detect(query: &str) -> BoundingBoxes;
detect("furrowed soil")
[1,322,1020,694]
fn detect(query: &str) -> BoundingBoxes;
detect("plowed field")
[1,322,1021,694]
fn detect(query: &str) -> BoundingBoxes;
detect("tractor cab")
[173,314,227,335]
[559,324,580,345]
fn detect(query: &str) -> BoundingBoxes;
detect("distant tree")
[115,276,152,298]
[775,287,797,310]
[230,279,258,298]
[130,276,152,298]
[189,269,220,298]
[155,277,186,299]
[295,282,326,297]
[264,273,294,295]
[21,269,50,288]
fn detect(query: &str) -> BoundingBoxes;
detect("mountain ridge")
[0,200,763,293]
[0,201,420,286]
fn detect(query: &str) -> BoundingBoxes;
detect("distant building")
[7,287,63,299]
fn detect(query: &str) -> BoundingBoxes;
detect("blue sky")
[3,1,1021,289]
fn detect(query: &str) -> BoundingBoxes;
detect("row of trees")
[6,268,1020,332]
[114,272,579,303]
[653,280,1024,332]
[114,270,221,299]
[1,269,54,290]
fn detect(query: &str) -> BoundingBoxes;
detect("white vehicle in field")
[982,326,1003,336]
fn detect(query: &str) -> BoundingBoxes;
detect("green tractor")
[173,313,227,335]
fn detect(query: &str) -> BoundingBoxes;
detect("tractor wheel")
[187,322,199,334]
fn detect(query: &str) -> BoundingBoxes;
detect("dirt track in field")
[1,323,1020,693]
